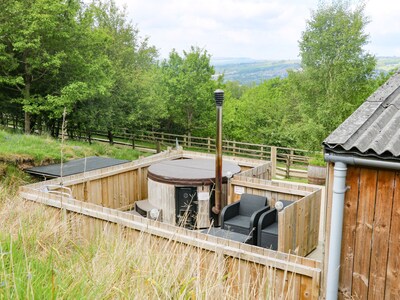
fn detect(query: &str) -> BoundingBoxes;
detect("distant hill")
[212,56,400,85]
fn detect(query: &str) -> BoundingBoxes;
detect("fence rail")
[100,130,315,180]
[1,116,318,180]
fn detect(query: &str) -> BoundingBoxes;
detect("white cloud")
[364,0,400,56]
[114,0,399,60]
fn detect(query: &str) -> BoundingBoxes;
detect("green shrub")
[308,152,326,166]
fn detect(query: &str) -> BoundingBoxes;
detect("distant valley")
[212,57,400,85]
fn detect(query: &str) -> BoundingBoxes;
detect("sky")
[114,0,400,60]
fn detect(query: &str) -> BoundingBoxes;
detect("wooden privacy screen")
[19,189,322,299]
[228,176,321,256]
[22,150,183,210]
[331,166,400,299]
[238,163,272,180]
[23,150,267,211]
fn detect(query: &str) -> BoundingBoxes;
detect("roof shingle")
[323,71,400,160]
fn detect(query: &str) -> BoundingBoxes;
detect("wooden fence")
[20,151,322,299]
[228,177,321,257]
[1,116,318,180]
[86,130,314,180]
[19,150,323,298]
[19,190,322,299]
[23,150,266,212]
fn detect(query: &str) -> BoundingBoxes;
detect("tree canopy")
[160,47,220,137]
[290,0,377,149]
[0,0,391,151]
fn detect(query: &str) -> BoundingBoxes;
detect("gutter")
[325,152,400,170]
[323,152,400,300]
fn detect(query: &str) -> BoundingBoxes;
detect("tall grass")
[0,129,298,299]
[0,196,280,299]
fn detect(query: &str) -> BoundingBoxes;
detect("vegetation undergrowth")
[0,128,147,200]
[0,196,282,299]
[0,130,295,299]
[0,128,146,166]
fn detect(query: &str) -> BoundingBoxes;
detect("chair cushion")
[238,194,267,217]
[261,222,278,235]
[224,215,252,235]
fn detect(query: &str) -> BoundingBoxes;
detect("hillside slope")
[212,56,400,84]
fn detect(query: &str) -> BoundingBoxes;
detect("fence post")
[270,146,277,178]
[233,142,236,156]
[285,154,291,178]
[290,149,294,165]
[156,141,161,153]
[184,135,187,148]
[260,146,264,160]
[131,134,135,149]
[207,137,211,153]
[188,132,191,147]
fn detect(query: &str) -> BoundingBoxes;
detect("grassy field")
[0,129,146,164]
[0,129,283,299]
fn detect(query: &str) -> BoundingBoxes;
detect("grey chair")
[221,193,269,245]
[257,200,293,250]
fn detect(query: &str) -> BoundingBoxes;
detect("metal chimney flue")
[212,89,224,215]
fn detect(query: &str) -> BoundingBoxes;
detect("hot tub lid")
[148,158,241,185]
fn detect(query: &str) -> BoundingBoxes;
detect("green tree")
[224,81,249,100]
[0,0,77,133]
[161,47,219,136]
[0,0,114,134]
[71,0,159,143]
[223,77,295,146]
[292,0,376,149]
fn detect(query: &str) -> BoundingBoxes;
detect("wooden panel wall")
[68,168,149,209]
[228,177,321,256]
[278,189,321,256]
[19,189,322,299]
[336,166,400,299]
[238,163,272,180]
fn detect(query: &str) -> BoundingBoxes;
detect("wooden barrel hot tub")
[147,158,241,228]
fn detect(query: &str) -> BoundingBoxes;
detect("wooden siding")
[228,177,321,256]
[19,189,322,299]
[325,165,400,299]
[238,162,271,180]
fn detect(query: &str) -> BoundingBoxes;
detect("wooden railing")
[89,130,314,180]
[1,116,316,180]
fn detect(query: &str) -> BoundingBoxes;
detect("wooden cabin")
[323,71,400,299]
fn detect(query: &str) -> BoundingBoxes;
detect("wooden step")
[135,200,161,220]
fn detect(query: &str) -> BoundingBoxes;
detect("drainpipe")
[323,152,400,299]
[325,161,348,300]
[212,89,224,215]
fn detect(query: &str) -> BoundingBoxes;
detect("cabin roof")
[323,70,400,160]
